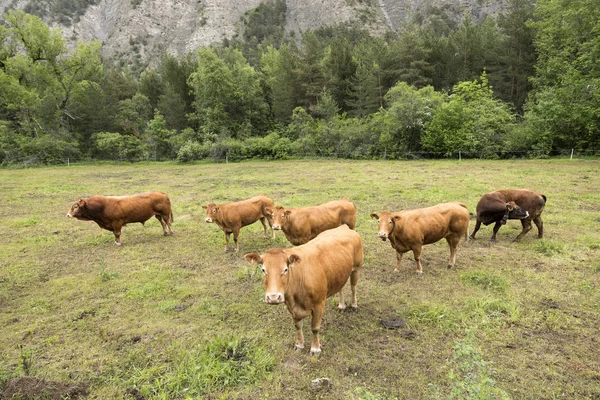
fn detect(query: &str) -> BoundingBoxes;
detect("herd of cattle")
[66,189,546,355]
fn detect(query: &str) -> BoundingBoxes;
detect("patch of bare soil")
[1,377,88,400]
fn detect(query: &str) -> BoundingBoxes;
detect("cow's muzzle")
[378,232,388,241]
[265,292,284,304]
[66,213,72,218]
[272,224,281,230]
[205,218,212,223]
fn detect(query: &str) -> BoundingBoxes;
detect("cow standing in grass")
[66,191,174,246]
[371,202,470,274]
[266,199,357,245]
[244,225,363,355]
[202,195,275,252]
[469,189,546,243]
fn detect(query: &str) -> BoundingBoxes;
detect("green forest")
[0,0,599,164]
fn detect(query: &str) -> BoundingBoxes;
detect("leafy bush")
[176,140,209,162]
[17,134,81,165]
[92,132,148,161]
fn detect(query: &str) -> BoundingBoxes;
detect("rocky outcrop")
[0,0,505,65]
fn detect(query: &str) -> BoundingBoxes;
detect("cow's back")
[292,225,362,298]
[221,195,273,227]
[284,200,357,245]
[482,189,546,218]
[393,202,469,245]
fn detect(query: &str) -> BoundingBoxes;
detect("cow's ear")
[287,254,300,266]
[244,253,262,265]
[202,205,208,210]
[265,207,273,216]
[370,213,379,220]
[78,198,86,207]
[506,202,514,211]
[284,210,292,216]
[392,215,401,221]
[214,207,220,212]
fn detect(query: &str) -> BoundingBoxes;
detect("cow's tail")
[170,210,174,223]
[541,194,547,204]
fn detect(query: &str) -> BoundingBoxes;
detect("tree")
[423,73,516,156]
[523,0,600,151]
[260,45,303,123]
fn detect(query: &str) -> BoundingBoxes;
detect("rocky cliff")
[0,0,505,65]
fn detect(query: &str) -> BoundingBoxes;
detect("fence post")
[67,158,70,166]
[570,148,574,160]
[226,152,228,164]
[459,151,461,161]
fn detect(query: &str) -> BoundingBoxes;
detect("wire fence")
[4,148,600,167]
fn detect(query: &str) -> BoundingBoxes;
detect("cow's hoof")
[294,344,304,351]
[447,264,454,269]
[114,242,121,246]
[310,347,322,356]
[416,270,423,275]
[349,305,358,312]
[163,232,169,236]
[489,240,496,245]
[468,235,475,240]
[338,304,346,311]
[393,268,400,273]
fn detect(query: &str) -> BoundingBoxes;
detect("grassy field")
[0,159,599,399]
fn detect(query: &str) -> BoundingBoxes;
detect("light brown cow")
[202,195,274,252]
[66,191,174,245]
[244,224,363,355]
[469,189,546,243]
[265,199,357,245]
[370,202,470,274]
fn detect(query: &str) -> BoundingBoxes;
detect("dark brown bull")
[469,189,546,243]
[66,192,174,245]
[202,195,274,252]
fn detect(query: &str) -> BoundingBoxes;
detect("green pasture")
[0,159,599,399]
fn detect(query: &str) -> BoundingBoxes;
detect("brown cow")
[202,195,274,252]
[370,202,470,274]
[244,225,363,355]
[469,189,546,243]
[265,199,357,245]
[66,191,174,246]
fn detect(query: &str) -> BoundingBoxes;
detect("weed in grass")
[533,239,564,256]
[460,271,509,295]
[18,346,33,376]
[350,387,399,400]
[122,336,274,397]
[429,331,510,400]
[99,265,119,282]
[463,297,521,326]
[406,303,457,331]
[12,216,41,227]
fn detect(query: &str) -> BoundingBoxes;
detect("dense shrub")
[176,140,210,162]
[92,132,148,161]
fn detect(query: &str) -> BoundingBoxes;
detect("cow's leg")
[469,219,482,240]
[233,228,240,252]
[350,267,360,309]
[338,286,346,311]
[310,302,325,355]
[412,246,423,274]
[533,216,543,238]
[224,232,231,252]
[155,215,168,236]
[259,217,270,238]
[514,219,533,242]
[446,236,461,269]
[293,318,305,350]
[113,226,122,246]
[394,251,403,272]
[165,212,174,234]
[490,221,503,244]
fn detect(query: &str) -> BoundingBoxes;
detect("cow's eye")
[261,267,267,275]
[282,267,288,275]
[389,221,392,224]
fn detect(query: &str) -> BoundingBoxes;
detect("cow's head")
[202,203,219,223]
[370,211,399,241]
[268,206,291,230]
[506,201,529,220]
[67,198,87,219]
[244,249,299,305]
